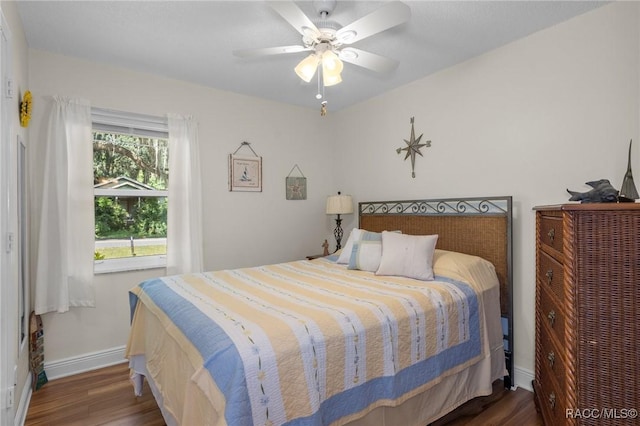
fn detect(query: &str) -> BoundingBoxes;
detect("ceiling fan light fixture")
[295,53,320,82]
[242,0,411,101]
[321,49,343,86]
[322,72,342,87]
[321,50,343,74]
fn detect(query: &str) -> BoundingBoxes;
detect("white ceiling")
[16,1,607,112]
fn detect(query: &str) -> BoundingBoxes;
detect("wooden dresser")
[533,204,640,425]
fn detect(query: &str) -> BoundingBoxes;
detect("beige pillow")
[376,232,438,281]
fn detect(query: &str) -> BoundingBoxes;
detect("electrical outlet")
[5,78,14,99]
[6,232,13,253]
[5,78,14,98]
[6,386,14,408]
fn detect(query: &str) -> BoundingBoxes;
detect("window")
[92,108,169,273]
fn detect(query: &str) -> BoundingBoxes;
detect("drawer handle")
[547,228,555,243]
[547,310,556,327]
[547,351,555,369]
[549,392,556,410]
[546,269,554,285]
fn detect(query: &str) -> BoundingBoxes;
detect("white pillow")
[376,232,439,281]
[336,228,363,264]
[347,231,383,272]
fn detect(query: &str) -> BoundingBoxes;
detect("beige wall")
[331,2,640,387]
[27,50,336,366]
[18,1,640,393]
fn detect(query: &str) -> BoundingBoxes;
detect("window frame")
[92,108,169,274]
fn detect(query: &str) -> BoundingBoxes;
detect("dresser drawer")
[538,250,564,301]
[539,286,565,344]
[538,214,564,254]
[535,378,569,426]
[538,321,566,392]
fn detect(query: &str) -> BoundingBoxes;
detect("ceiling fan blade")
[233,45,311,58]
[266,1,321,41]
[336,1,411,45]
[338,48,399,74]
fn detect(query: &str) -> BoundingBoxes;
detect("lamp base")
[333,214,343,252]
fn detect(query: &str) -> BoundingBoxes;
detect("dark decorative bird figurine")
[619,139,639,200]
[567,179,619,203]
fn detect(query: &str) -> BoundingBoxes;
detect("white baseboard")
[514,365,534,391]
[44,345,127,381]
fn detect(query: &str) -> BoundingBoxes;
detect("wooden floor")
[25,362,543,425]
[25,363,165,426]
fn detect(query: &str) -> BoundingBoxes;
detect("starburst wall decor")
[396,117,431,178]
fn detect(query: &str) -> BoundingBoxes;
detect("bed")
[126,196,513,426]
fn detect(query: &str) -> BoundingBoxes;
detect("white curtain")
[167,114,203,275]
[35,97,94,314]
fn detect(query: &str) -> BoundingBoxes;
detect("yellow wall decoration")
[20,90,32,128]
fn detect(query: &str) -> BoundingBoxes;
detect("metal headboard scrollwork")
[360,197,510,216]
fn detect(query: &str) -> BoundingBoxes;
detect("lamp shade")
[295,53,320,83]
[322,71,342,87]
[326,194,353,215]
[322,50,343,87]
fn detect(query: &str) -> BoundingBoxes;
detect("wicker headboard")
[359,196,513,387]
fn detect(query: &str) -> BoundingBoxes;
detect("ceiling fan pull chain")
[316,67,322,100]
[318,65,327,116]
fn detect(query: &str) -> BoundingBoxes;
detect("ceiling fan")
[233,0,411,89]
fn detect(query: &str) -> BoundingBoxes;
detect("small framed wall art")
[229,142,262,192]
[286,164,307,200]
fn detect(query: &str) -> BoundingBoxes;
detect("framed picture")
[229,155,262,192]
[286,176,307,200]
